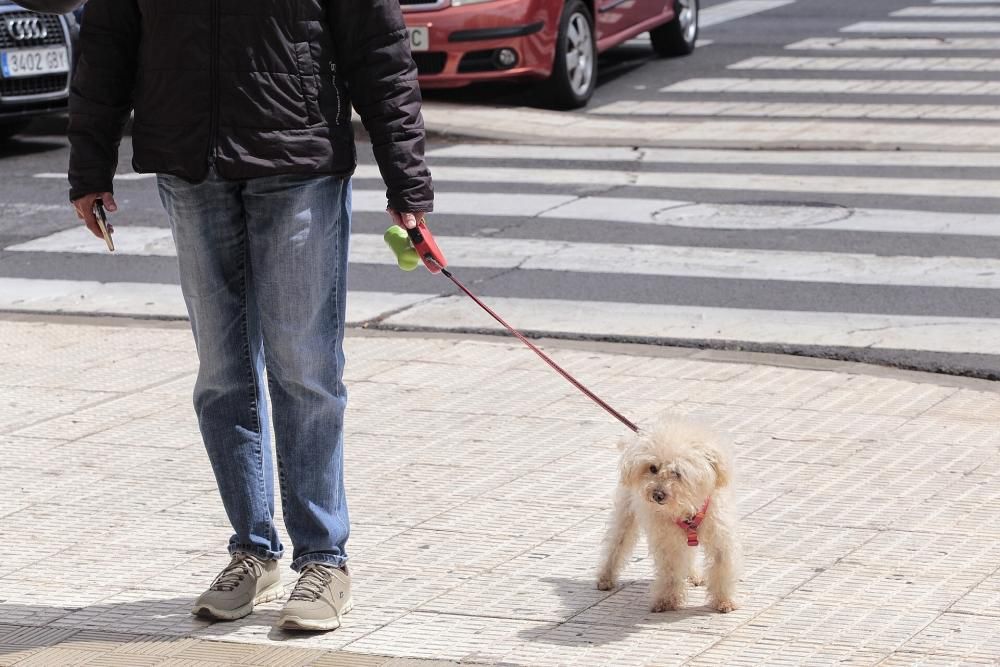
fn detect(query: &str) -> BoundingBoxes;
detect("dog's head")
[617,417,732,514]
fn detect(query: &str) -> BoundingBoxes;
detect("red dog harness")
[676,498,711,547]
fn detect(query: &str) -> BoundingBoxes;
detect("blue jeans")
[157,168,351,571]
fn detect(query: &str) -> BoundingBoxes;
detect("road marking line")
[5,277,1000,355]
[589,100,1000,121]
[730,55,1000,71]
[787,36,1000,49]
[622,37,714,47]
[353,164,1000,199]
[895,6,1000,16]
[33,172,155,181]
[700,0,796,27]
[539,200,1000,236]
[383,296,1000,356]
[842,21,1000,33]
[660,77,1000,95]
[12,227,1000,289]
[0,277,428,323]
[429,144,1000,168]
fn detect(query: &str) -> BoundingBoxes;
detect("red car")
[401,0,698,108]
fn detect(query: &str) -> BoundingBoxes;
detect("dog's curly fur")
[596,416,741,613]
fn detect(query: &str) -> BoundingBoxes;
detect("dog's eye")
[649,464,659,474]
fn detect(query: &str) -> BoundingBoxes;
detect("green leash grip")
[383,225,421,271]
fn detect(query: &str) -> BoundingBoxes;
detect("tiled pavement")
[2,317,1000,666]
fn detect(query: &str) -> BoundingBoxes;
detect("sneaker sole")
[192,580,286,621]
[277,599,353,632]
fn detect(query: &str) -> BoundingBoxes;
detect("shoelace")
[210,554,262,592]
[288,564,336,602]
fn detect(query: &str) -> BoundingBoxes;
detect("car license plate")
[407,26,429,52]
[1,46,70,79]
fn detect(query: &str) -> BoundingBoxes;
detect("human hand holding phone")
[72,192,116,252]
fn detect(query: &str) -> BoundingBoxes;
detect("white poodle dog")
[597,416,741,613]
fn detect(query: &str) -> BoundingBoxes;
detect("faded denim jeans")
[157,168,351,571]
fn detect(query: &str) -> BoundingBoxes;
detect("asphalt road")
[2,0,1000,378]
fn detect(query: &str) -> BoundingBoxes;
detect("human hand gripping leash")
[383,222,639,434]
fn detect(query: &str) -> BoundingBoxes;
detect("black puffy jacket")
[68,0,433,212]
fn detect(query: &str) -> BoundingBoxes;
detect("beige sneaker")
[191,553,283,621]
[277,563,352,631]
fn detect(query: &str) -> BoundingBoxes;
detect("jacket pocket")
[293,42,322,126]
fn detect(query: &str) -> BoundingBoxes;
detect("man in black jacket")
[68,0,433,632]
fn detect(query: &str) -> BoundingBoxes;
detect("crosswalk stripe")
[589,100,1000,121]
[700,0,796,27]
[429,144,1000,168]
[660,77,1000,96]
[33,172,154,181]
[895,6,1000,15]
[24,183,579,219]
[382,296,1000,356]
[787,36,1000,49]
[11,226,1000,290]
[933,0,1000,3]
[35,145,1000,186]
[541,200,998,236]
[0,277,429,323]
[730,56,1000,71]
[7,276,1000,355]
[841,21,1000,33]
[352,165,1000,199]
[13,195,996,236]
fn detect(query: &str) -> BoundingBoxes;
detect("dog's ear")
[618,439,653,487]
[705,444,733,489]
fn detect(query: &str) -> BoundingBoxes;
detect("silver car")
[0,0,76,141]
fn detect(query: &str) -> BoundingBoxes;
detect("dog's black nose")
[652,490,667,504]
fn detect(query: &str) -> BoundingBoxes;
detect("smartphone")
[94,199,115,252]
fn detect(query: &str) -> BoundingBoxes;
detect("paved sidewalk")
[2,316,1000,666]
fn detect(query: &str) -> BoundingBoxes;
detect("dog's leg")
[650,536,692,612]
[596,488,638,591]
[703,510,741,613]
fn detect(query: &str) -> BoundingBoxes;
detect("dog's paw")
[650,594,685,613]
[688,572,705,587]
[596,575,616,591]
[713,599,738,613]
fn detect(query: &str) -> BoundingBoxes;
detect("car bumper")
[403,0,558,88]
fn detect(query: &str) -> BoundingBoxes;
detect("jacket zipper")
[330,60,342,126]
[208,0,220,166]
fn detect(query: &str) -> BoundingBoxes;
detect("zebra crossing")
[4,140,1000,367]
[3,0,1000,374]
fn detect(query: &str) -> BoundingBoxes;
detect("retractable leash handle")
[382,222,639,433]
[406,220,448,273]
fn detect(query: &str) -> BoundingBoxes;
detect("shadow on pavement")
[520,576,716,647]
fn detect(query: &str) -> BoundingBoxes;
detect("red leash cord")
[438,264,640,434]
[400,221,639,433]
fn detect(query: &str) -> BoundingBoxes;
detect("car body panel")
[403,0,675,88]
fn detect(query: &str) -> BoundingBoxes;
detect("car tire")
[0,120,30,143]
[543,0,597,110]
[650,0,699,57]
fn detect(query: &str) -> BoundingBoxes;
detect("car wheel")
[544,0,597,110]
[0,120,30,143]
[650,0,699,57]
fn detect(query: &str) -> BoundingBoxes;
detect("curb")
[6,310,997,394]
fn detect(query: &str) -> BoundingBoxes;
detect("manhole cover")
[654,203,850,229]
